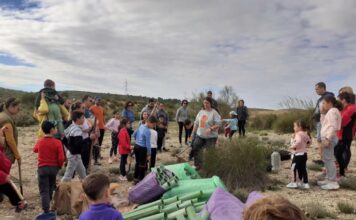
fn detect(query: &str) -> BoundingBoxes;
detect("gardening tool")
[87,117,97,174]
[9,180,24,201]
[17,160,23,195]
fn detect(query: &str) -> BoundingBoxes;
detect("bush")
[337,201,355,214]
[272,110,314,134]
[339,177,356,191]
[303,202,336,219]
[249,113,277,130]
[203,137,269,190]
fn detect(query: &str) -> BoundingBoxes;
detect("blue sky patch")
[0,52,35,67]
[0,0,40,11]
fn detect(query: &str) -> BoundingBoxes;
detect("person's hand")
[17,157,22,165]
[130,146,134,150]
[5,175,10,183]
[147,155,151,161]
[54,95,59,100]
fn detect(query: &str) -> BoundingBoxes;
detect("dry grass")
[303,202,336,219]
[337,202,356,214]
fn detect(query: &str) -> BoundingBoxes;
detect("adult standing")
[176,100,189,146]
[90,97,106,165]
[313,82,334,164]
[82,95,95,119]
[207,91,219,111]
[157,103,169,150]
[140,98,156,116]
[192,97,221,168]
[34,80,69,139]
[236,99,249,137]
[0,97,22,164]
[335,92,356,177]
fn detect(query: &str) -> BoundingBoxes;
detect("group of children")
[286,93,354,190]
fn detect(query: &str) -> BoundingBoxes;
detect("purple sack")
[128,172,166,204]
[200,188,264,220]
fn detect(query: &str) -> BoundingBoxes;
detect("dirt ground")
[0,123,355,219]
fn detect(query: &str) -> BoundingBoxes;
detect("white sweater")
[321,107,341,140]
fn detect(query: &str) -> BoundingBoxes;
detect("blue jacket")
[133,125,151,155]
[121,109,135,123]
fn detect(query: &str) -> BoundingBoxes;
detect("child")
[222,111,238,139]
[106,110,121,164]
[157,116,168,152]
[286,120,311,190]
[133,116,158,182]
[138,111,149,126]
[184,119,193,145]
[317,96,341,190]
[33,121,65,214]
[79,173,124,220]
[150,126,158,169]
[0,126,27,213]
[62,111,95,182]
[118,118,132,181]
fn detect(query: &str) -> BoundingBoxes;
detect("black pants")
[238,120,246,136]
[81,138,91,171]
[192,136,217,168]
[334,139,352,176]
[178,122,187,144]
[110,132,118,157]
[38,166,59,212]
[120,154,128,176]
[186,128,193,140]
[93,145,100,163]
[0,182,22,206]
[157,137,164,151]
[291,153,308,183]
[150,148,157,169]
[134,145,148,181]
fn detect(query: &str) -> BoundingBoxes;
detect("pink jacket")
[321,107,341,141]
[291,131,311,154]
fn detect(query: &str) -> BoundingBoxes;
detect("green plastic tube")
[162,203,180,214]
[176,214,186,220]
[194,204,205,213]
[123,205,160,220]
[140,213,167,220]
[167,208,187,220]
[136,199,163,210]
[163,196,179,205]
[193,202,206,207]
[186,206,199,220]
[178,200,194,209]
[179,191,203,201]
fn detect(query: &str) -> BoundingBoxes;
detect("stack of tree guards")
[124,191,209,220]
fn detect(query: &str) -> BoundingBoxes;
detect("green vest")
[0,111,18,163]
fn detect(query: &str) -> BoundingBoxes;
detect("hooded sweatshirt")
[64,122,85,155]
[291,131,311,154]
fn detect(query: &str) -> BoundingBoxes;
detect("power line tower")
[124,80,128,95]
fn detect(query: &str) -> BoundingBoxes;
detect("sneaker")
[321,181,339,190]
[119,175,128,181]
[286,182,298,189]
[108,157,113,164]
[300,183,310,189]
[15,201,27,213]
[317,179,329,186]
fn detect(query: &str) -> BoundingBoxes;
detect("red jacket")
[337,104,356,141]
[33,136,65,168]
[0,145,11,185]
[118,128,131,155]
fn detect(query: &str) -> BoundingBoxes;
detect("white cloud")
[0,0,355,109]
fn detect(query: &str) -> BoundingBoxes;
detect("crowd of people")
[0,79,354,220]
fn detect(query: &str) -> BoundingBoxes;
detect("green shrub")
[272,110,314,133]
[337,201,355,214]
[249,113,277,130]
[303,202,336,219]
[203,137,269,190]
[339,177,356,191]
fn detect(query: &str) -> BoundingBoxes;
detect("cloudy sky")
[0,0,355,109]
